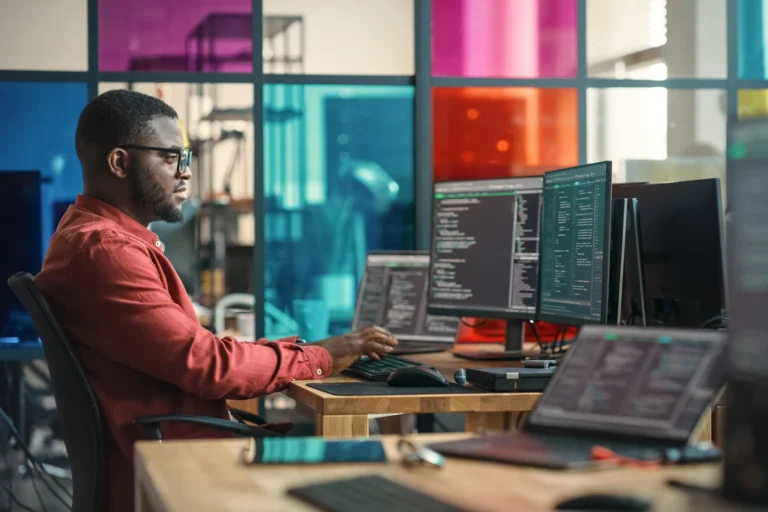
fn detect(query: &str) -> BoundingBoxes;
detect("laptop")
[428,325,726,469]
[352,251,460,354]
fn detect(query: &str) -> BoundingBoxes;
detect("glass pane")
[432,0,577,78]
[0,0,87,70]
[99,82,255,310]
[739,0,768,78]
[264,85,415,340]
[587,88,726,199]
[0,82,88,257]
[433,87,578,181]
[587,0,726,79]
[738,89,768,119]
[99,0,253,72]
[263,0,414,75]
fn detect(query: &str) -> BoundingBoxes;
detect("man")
[35,89,398,511]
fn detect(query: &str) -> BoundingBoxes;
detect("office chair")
[7,272,283,512]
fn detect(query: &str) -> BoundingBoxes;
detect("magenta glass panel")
[431,0,577,78]
[99,0,252,72]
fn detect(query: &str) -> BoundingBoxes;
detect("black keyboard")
[286,474,469,512]
[343,355,424,381]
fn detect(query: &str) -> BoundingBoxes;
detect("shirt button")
[317,368,323,375]
[155,241,161,247]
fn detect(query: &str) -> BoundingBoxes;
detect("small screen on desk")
[245,438,388,465]
[528,325,726,441]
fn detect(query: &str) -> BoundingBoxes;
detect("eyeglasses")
[116,144,192,174]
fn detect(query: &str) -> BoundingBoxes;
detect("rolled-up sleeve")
[66,237,332,400]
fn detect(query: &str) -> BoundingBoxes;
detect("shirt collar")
[75,195,160,248]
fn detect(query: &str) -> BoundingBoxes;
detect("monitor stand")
[452,319,533,361]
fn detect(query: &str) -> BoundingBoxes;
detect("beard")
[129,162,183,223]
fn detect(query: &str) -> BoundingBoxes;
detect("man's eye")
[165,155,178,163]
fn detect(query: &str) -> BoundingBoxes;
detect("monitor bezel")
[535,161,613,326]
[426,175,544,321]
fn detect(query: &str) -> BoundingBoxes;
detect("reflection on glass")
[0,0,87,71]
[432,0,577,78]
[0,82,88,255]
[587,0,726,79]
[264,85,415,340]
[587,88,726,182]
[263,0,414,75]
[739,0,768,78]
[99,0,253,72]
[433,87,578,182]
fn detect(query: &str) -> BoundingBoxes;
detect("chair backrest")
[7,272,104,512]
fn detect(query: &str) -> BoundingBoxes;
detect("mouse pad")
[307,382,484,396]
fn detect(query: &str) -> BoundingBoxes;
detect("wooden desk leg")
[135,478,158,512]
[315,413,369,437]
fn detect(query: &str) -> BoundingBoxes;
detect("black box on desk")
[466,367,554,392]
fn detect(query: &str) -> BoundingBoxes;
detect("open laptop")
[428,325,726,469]
[352,251,460,354]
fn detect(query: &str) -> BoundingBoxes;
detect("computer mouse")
[386,366,450,387]
[555,494,650,511]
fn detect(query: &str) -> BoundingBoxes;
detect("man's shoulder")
[56,210,146,255]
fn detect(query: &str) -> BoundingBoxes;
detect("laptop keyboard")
[343,355,424,381]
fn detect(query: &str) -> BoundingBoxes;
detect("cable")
[459,318,487,328]
[527,321,543,352]
[0,484,37,512]
[0,407,71,509]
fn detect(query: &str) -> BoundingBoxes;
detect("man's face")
[128,116,191,223]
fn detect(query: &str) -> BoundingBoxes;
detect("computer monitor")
[537,161,613,326]
[0,171,42,340]
[527,325,726,441]
[613,178,726,328]
[352,252,459,353]
[427,176,543,360]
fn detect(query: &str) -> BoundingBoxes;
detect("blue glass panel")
[264,85,415,340]
[0,82,87,259]
[739,0,768,78]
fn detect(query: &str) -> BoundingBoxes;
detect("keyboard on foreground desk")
[343,355,425,381]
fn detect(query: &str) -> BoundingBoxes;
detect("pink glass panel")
[432,0,577,78]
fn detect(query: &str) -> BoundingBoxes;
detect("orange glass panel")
[433,87,578,344]
[433,87,578,182]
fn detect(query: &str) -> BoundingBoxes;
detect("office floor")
[1,446,72,512]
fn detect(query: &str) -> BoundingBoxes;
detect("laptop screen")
[528,325,726,441]
[352,253,459,343]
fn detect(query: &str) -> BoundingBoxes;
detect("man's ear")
[106,148,129,179]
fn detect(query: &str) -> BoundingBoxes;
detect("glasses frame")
[116,144,192,174]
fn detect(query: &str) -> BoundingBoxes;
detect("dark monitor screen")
[537,162,612,325]
[528,325,726,442]
[427,176,543,320]
[352,252,459,343]
[0,171,43,338]
[613,178,726,328]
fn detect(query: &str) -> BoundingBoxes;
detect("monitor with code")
[427,176,543,320]
[537,162,612,325]
[528,325,726,441]
[352,252,459,343]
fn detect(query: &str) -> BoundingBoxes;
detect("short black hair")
[75,89,178,166]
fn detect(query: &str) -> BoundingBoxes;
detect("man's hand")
[314,326,398,374]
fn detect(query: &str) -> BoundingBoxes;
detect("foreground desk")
[286,344,540,437]
[134,433,738,512]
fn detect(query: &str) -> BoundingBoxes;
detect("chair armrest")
[133,414,283,441]
[229,407,266,425]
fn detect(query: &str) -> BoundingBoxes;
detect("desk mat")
[307,382,485,396]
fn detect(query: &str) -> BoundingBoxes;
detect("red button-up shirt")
[35,195,332,512]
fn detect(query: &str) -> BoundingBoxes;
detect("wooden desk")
[286,344,541,437]
[134,434,739,512]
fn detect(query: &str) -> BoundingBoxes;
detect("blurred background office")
[1,0,768,508]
